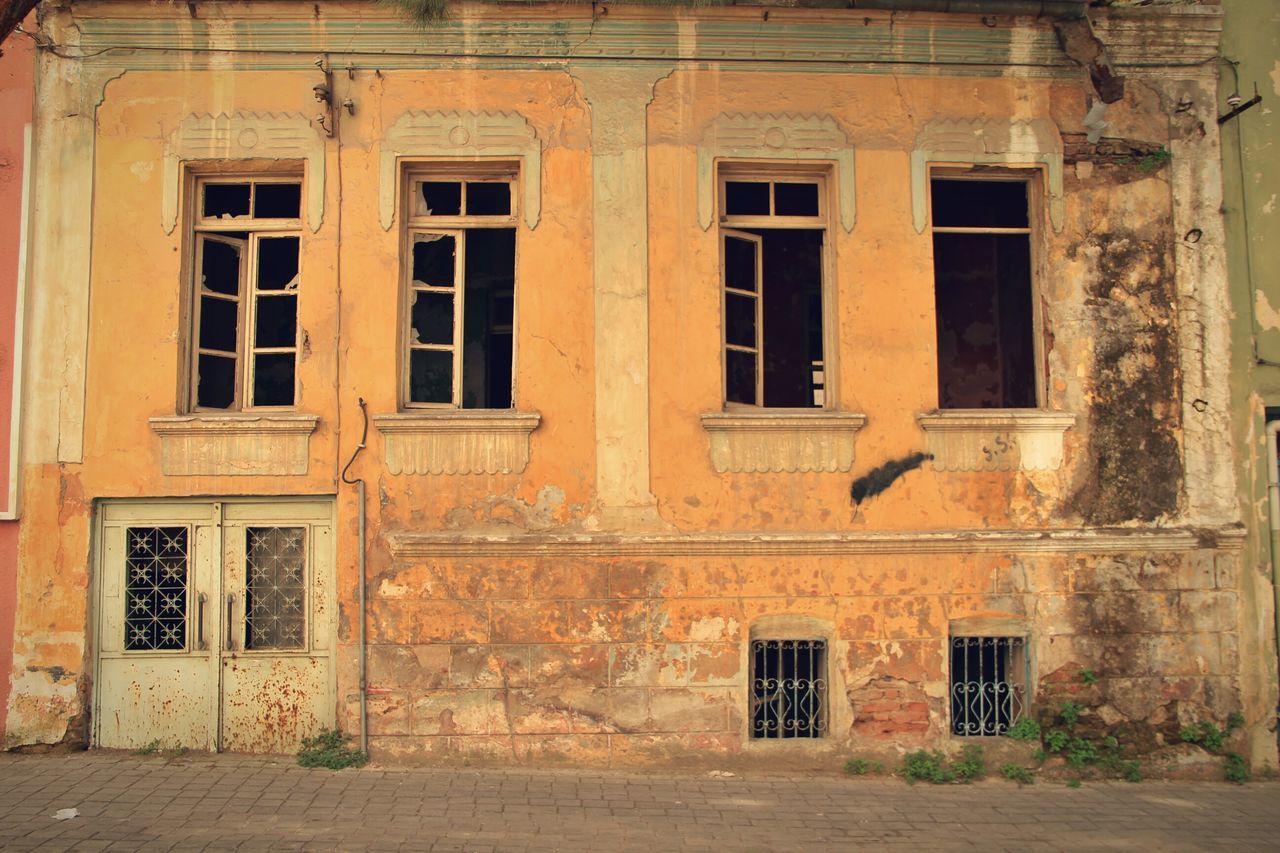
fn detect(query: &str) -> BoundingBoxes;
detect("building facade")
[7,0,1275,769]
[0,14,35,744]
[1222,0,1280,768]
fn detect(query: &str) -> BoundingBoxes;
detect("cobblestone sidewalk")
[0,752,1275,851]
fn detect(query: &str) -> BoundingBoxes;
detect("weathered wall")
[1222,0,1280,765]
[0,16,35,743]
[7,1,1267,768]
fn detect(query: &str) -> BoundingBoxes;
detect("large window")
[719,171,828,408]
[403,169,517,408]
[930,175,1039,409]
[189,176,302,411]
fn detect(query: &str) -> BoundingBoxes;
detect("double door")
[94,500,334,753]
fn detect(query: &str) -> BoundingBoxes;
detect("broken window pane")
[409,349,453,404]
[932,180,1028,229]
[760,230,824,409]
[203,183,251,219]
[420,182,462,216]
[413,234,456,287]
[257,237,300,291]
[411,292,454,346]
[774,182,819,217]
[197,354,236,409]
[201,238,243,296]
[199,297,239,353]
[725,181,770,216]
[724,236,758,293]
[461,229,515,409]
[253,183,301,219]
[254,294,297,349]
[725,293,756,349]
[726,349,757,406]
[252,353,295,407]
[466,182,511,216]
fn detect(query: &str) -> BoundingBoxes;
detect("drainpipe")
[848,1,1087,18]
[340,397,369,754]
[1266,422,1280,679]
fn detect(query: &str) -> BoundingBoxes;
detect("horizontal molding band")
[388,525,1245,558]
[72,8,1219,75]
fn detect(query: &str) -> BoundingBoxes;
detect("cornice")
[68,6,1219,78]
[387,525,1244,558]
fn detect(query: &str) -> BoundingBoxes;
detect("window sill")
[917,410,1076,472]
[700,411,868,473]
[373,410,541,475]
[149,414,319,476]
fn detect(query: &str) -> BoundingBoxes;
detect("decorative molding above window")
[917,411,1076,472]
[162,113,324,235]
[700,411,867,473]
[373,411,541,475]
[149,414,318,476]
[697,113,855,233]
[379,110,542,231]
[911,118,1064,234]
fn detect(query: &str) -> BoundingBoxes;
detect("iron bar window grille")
[750,638,827,739]
[950,635,1027,736]
[124,526,189,651]
[245,526,307,650]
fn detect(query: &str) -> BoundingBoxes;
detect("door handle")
[196,592,207,650]
[226,592,236,651]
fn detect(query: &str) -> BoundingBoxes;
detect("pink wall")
[0,18,35,741]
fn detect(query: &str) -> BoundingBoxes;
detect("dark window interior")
[950,636,1026,736]
[730,229,823,408]
[751,639,827,739]
[462,229,515,409]
[932,179,1036,409]
[253,183,301,219]
[421,181,462,216]
[203,183,250,219]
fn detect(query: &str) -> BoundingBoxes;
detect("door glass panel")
[125,526,189,651]
[245,526,306,650]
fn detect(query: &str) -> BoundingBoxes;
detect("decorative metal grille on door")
[245,526,307,650]
[124,526,189,651]
[750,638,827,738]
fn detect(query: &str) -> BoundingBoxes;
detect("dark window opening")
[467,182,512,216]
[751,639,827,739]
[950,635,1027,736]
[931,178,1036,409]
[407,228,515,408]
[192,179,302,411]
[420,181,462,216]
[723,229,824,408]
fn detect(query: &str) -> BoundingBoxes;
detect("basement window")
[404,171,517,408]
[720,171,828,408]
[190,177,302,411]
[750,638,827,738]
[950,635,1027,736]
[931,175,1039,409]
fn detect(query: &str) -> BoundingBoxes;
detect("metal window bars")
[750,639,827,739]
[950,635,1027,736]
[124,526,189,651]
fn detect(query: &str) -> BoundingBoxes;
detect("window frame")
[183,171,305,414]
[400,162,521,411]
[716,163,838,412]
[927,165,1047,411]
[948,634,1030,737]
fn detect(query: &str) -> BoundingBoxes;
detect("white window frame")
[401,164,520,410]
[186,173,304,413]
[927,166,1047,410]
[717,164,837,411]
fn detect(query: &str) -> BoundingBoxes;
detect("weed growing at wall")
[1179,713,1248,783]
[1005,718,1041,741]
[297,728,369,770]
[842,758,883,776]
[901,746,985,784]
[1000,763,1034,785]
